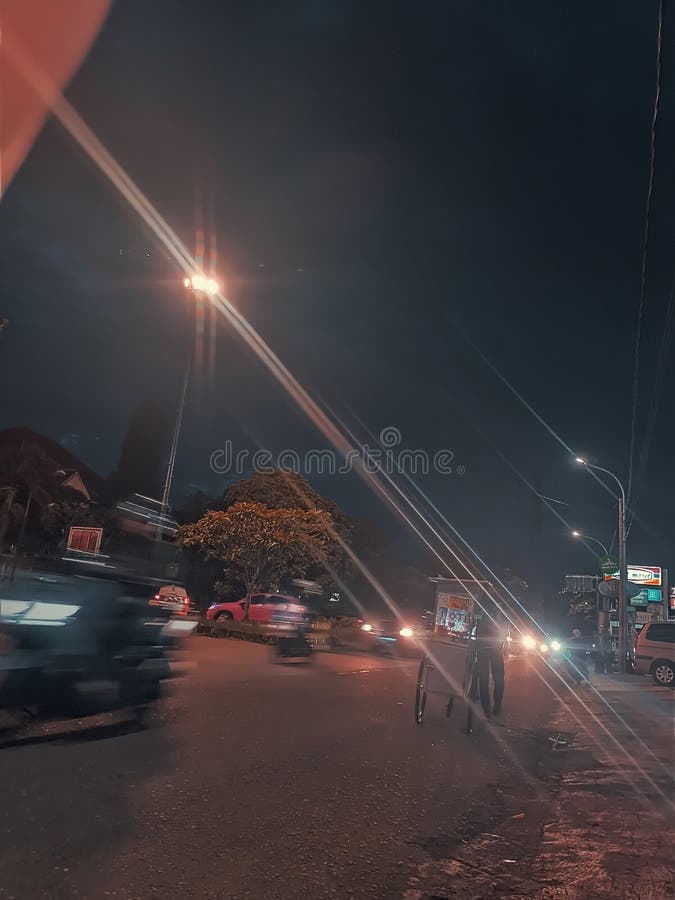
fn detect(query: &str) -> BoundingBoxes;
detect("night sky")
[2,1,674,597]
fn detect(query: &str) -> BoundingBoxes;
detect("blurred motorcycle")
[0,574,193,726]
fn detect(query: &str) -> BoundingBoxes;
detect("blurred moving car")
[506,632,552,657]
[206,593,307,624]
[343,614,429,656]
[634,622,675,685]
[149,584,190,617]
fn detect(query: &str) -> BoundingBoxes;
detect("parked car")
[149,584,190,617]
[206,593,307,624]
[634,621,675,685]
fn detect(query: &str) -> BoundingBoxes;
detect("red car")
[206,593,307,624]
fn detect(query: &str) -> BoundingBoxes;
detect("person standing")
[567,628,588,683]
[595,625,610,675]
[475,609,507,719]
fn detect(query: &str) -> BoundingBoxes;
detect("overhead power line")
[627,0,665,502]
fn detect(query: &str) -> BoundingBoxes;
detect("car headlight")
[550,640,561,652]
[399,627,414,638]
[522,635,536,649]
[540,643,549,653]
[361,623,373,632]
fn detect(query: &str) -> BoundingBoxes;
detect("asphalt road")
[0,639,558,899]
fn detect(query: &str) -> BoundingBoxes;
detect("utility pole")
[575,457,628,674]
[617,493,628,674]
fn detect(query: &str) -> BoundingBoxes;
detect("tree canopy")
[223,471,351,539]
[0,444,63,551]
[177,501,338,616]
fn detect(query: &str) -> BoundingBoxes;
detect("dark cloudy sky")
[2,0,674,595]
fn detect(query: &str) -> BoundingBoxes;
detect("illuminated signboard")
[605,566,662,587]
[631,588,663,607]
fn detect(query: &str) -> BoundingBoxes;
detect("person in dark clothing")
[566,628,588,684]
[475,610,507,719]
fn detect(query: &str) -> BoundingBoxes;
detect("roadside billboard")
[605,566,662,586]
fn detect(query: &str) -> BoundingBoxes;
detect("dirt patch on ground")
[404,697,675,899]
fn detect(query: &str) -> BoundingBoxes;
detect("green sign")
[599,555,618,574]
[631,588,662,606]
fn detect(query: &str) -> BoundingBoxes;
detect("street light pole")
[571,531,609,556]
[157,364,189,540]
[575,458,628,674]
[617,491,627,674]
[155,273,220,542]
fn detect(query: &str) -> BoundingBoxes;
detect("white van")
[149,584,190,617]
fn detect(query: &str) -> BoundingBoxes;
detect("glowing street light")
[157,272,220,540]
[570,530,609,556]
[183,273,220,296]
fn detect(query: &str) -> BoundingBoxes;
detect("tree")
[568,592,596,623]
[104,401,170,502]
[175,489,215,525]
[38,490,112,554]
[177,501,338,618]
[223,471,351,538]
[222,471,351,588]
[0,444,61,552]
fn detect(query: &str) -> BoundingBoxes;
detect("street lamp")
[575,456,628,673]
[156,273,220,540]
[183,273,220,296]
[570,530,609,556]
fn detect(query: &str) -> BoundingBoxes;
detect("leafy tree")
[105,401,170,502]
[222,471,351,588]
[0,444,62,552]
[223,471,350,538]
[174,491,221,611]
[568,592,596,622]
[39,491,113,554]
[177,501,338,618]
[175,489,216,525]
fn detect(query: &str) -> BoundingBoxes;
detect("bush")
[209,619,271,642]
[198,613,363,649]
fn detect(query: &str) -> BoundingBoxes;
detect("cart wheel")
[414,656,428,725]
[466,673,479,734]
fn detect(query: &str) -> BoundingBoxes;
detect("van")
[634,622,675,685]
[149,584,190,617]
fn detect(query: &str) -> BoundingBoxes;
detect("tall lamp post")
[156,273,220,540]
[575,457,628,673]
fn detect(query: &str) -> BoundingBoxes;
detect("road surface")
[0,638,558,899]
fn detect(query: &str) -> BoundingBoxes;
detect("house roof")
[0,426,105,497]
